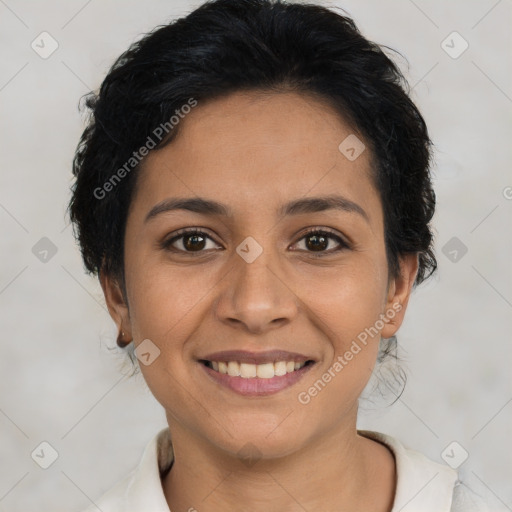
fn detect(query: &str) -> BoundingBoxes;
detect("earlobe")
[381,253,419,339]
[99,269,132,341]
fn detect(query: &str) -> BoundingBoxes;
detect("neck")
[162,414,395,511]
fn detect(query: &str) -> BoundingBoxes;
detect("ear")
[99,269,132,341]
[380,253,419,339]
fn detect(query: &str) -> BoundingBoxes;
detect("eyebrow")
[144,195,370,224]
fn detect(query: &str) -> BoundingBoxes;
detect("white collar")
[87,427,458,511]
[360,430,458,511]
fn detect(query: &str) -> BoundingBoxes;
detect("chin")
[205,414,311,461]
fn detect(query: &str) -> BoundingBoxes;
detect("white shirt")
[82,427,488,512]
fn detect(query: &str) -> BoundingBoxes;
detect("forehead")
[131,91,381,224]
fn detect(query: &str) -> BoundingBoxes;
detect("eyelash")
[162,227,350,257]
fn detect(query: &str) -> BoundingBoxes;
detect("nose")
[213,247,299,334]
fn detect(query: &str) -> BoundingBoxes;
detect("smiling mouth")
[200,359,315,379]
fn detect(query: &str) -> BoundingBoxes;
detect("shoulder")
[79,427,173,512]
[358,430,489,512]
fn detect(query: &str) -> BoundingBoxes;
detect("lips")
[198,350,316,394]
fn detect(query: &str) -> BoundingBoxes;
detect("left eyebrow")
[144,194,370,224]
[278,195,369,223]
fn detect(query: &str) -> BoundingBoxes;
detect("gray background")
[0,0,511,511]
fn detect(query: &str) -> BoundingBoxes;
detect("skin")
[101,90,418,512]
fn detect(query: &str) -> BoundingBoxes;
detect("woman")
[68,0,488,510]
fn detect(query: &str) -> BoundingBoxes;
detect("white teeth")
[240,363,257,378]
[208,360,308,378]
[227,361,240,377]
[274,361,287,376]
[256,363,275,379]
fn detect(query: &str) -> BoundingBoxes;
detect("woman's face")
[102,91,417,458]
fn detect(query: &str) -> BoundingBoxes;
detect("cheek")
[123,260,224,405]
[125,260,215,341]
[298,258,388,343]
[296,267,387,414]
[125,264,203,409]
[296,260,388,413]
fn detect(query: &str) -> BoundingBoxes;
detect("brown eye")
[182,233,207,251]
[163,229,221,253]
[293,229,349,255]
[305,232,329,251]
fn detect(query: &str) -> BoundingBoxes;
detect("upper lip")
[199,350,316,365]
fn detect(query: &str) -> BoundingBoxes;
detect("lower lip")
[199,362,315,396]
